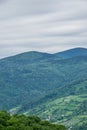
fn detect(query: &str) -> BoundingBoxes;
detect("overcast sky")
[0,0,87,58]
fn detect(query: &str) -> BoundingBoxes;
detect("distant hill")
[55,47,87,59]
[0,47,87,130]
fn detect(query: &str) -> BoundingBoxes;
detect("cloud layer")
[0,0,87,58]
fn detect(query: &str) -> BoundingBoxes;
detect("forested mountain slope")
[55,47,87,59]
[0,48,87,130]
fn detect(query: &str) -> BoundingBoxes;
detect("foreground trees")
[0,111,66,130]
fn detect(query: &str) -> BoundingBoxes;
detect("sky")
[0,0,87,58]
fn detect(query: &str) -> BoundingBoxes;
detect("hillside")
[26,80,87,130]
[0,48,87,130]
[55,47,87,59]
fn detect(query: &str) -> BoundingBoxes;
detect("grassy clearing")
[25,94,87,129]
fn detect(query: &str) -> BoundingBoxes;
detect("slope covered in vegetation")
[0,48,87,111]
[0,111,66,130]
[0,48,87,130]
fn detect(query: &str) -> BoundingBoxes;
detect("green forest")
[0,111,66,130]
[0,48,87,130]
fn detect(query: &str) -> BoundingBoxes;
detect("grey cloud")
[0,0,59,20]
[0,0,87,58]
[0,0,6,3]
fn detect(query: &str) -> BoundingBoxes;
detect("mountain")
[0,47,87,130]
[55,47,87,59]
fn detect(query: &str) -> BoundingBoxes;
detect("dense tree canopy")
[0,111,66,130]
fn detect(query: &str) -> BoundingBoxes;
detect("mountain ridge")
[54,47,87,59]
[0,47,87,130]
[1,47,87,60]
[0,47,87,109]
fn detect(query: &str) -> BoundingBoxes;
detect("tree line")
[0,111,66,130]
